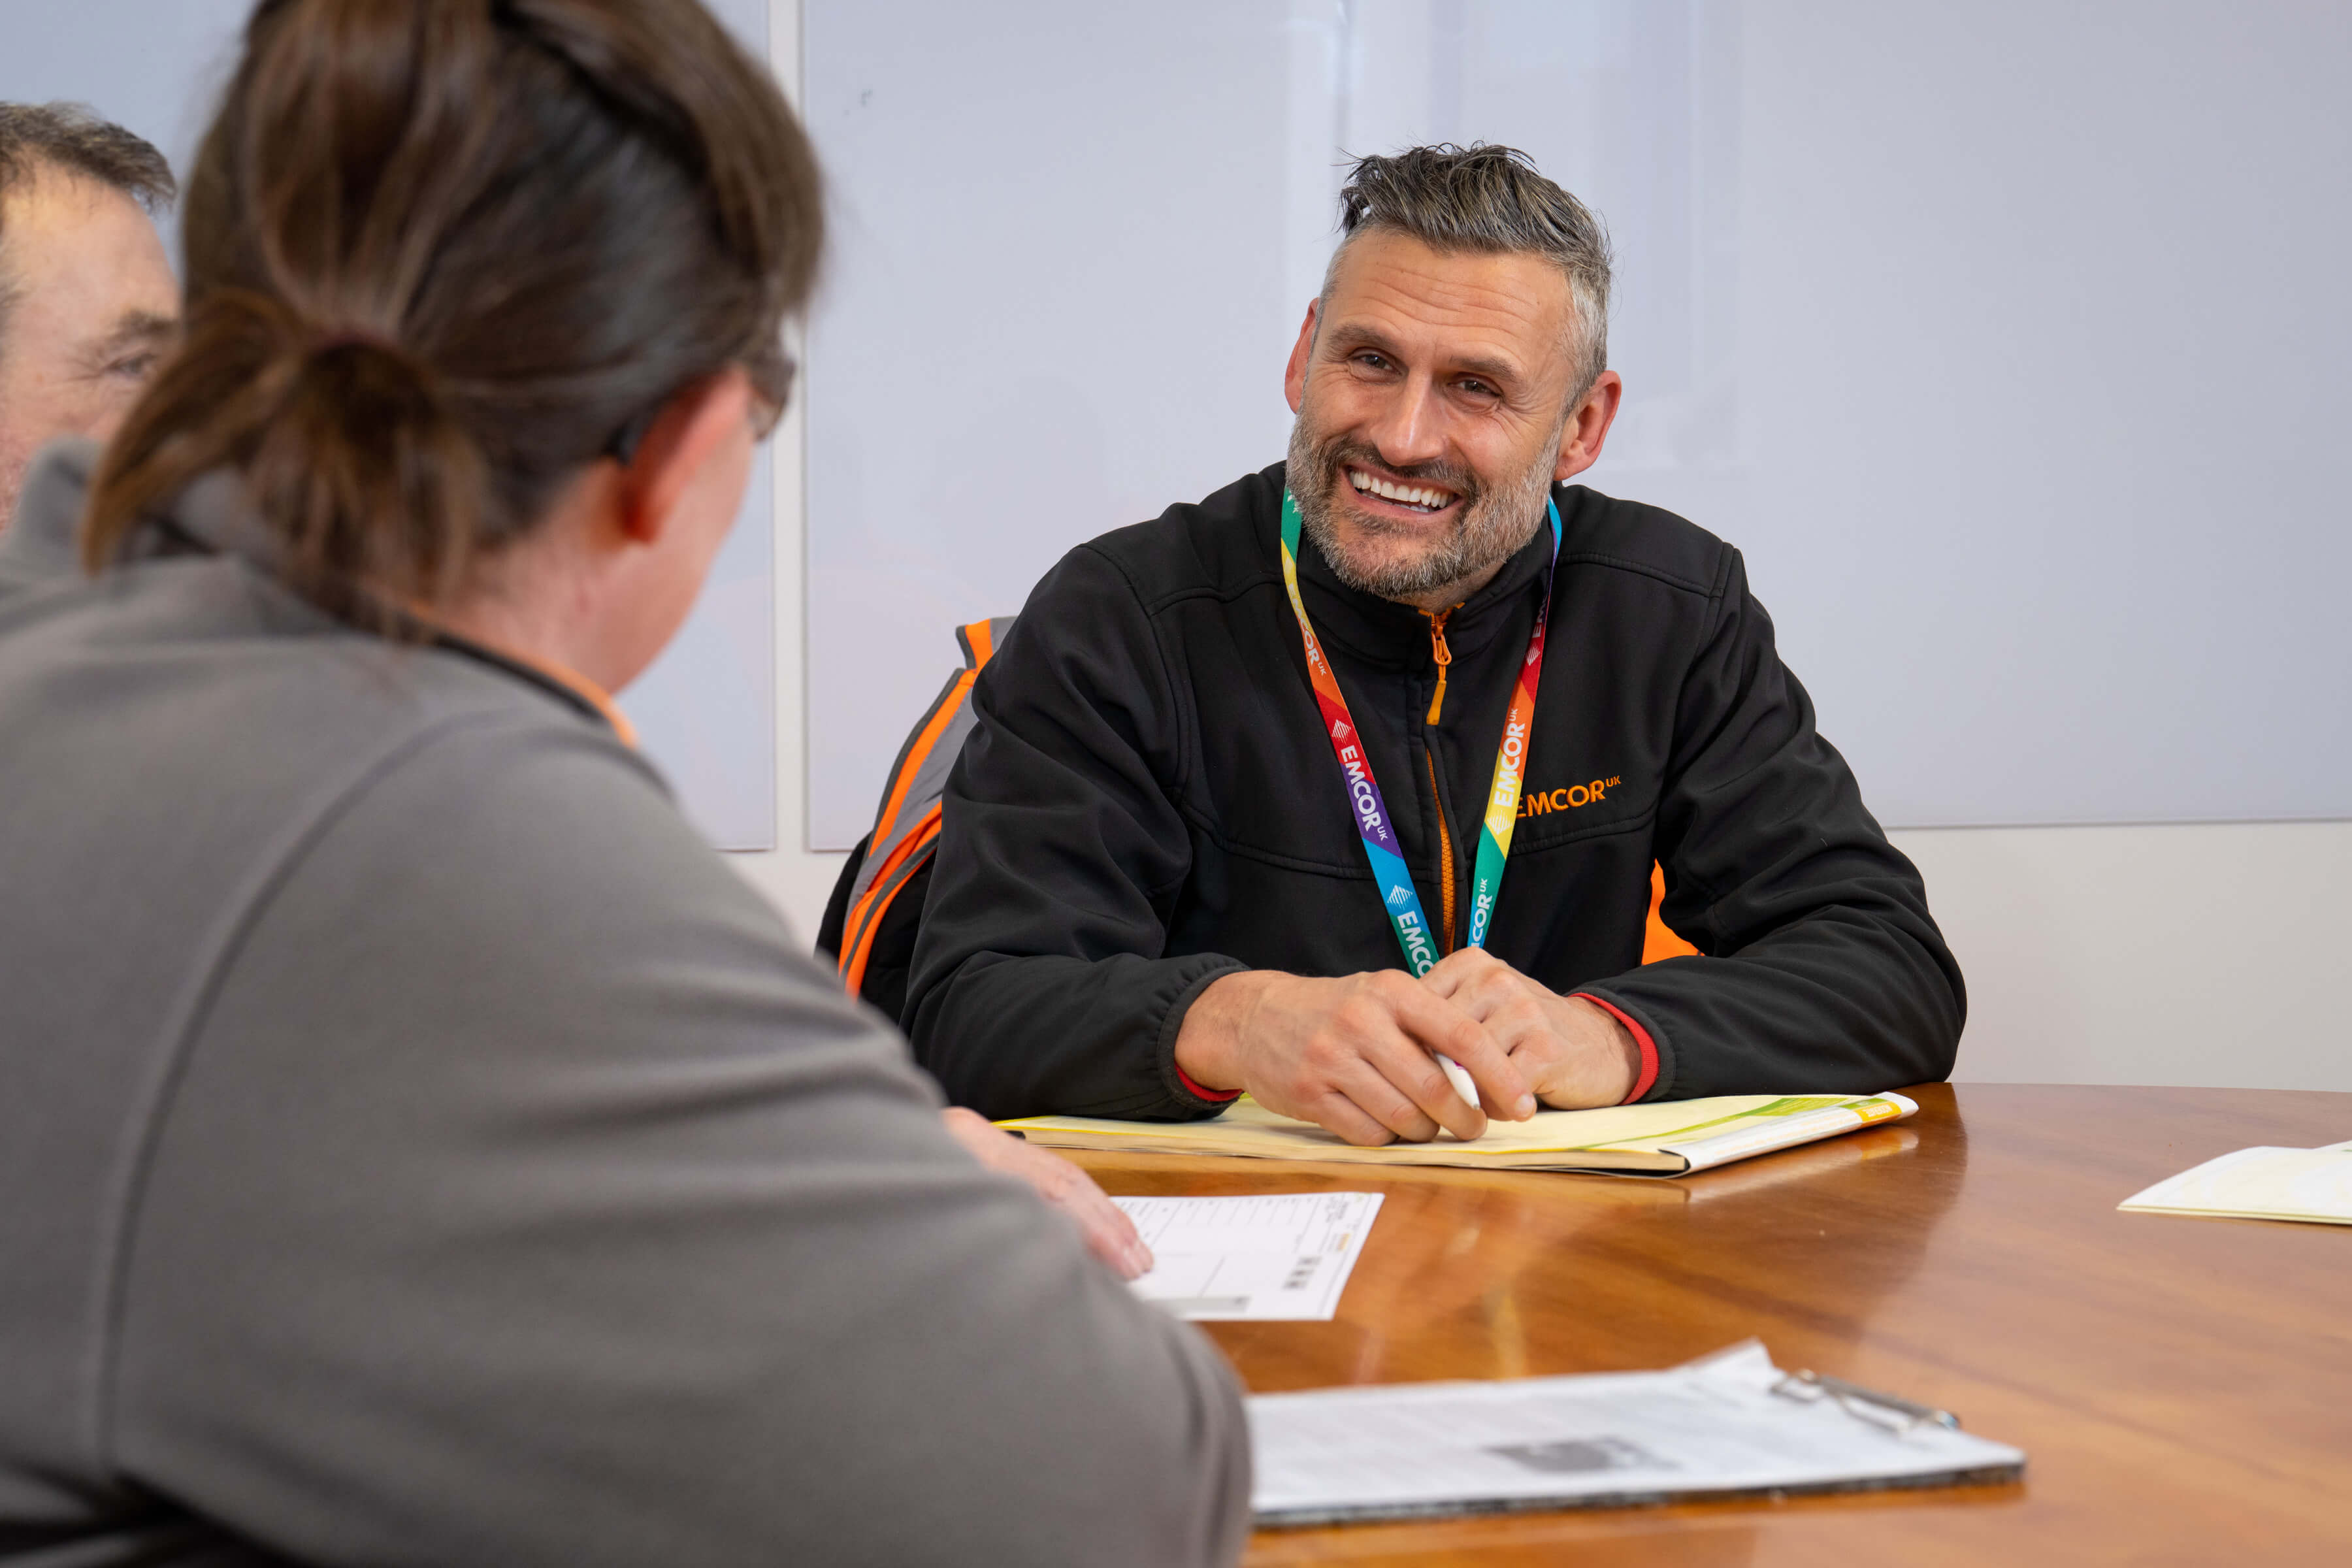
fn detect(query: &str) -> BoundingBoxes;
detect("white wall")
[1901,821,2351,1092]
[736,0,2349,1094]
[728,1,851,933]
[792,0,2352,839]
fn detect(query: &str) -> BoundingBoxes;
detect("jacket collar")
[1268,459,1563,670]
[0,438,105,592]
[2,440,270,591]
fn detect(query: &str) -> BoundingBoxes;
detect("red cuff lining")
[1574,993,1658,1103]
[1175,1064,1241,1104]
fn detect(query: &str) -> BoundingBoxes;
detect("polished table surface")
[1068,1084,2352,1566]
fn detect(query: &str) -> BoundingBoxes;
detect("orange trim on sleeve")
[1575,992,1659,1103]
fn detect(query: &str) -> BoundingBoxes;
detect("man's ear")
[613,368,753,545]
[1283,300,1320,414]
[1554,369,1624,483]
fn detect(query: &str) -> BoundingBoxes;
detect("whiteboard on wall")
[804,0,2352,846]
[1,0,780,849]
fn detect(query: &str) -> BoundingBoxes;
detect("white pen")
[1435,1053,1480,1115]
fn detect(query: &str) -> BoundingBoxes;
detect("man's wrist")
[1570,992,1656,1103]
[1171,970,1266,1094]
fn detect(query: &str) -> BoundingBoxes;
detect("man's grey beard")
[1286,413,1560,603]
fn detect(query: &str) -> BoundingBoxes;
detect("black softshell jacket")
[906,463,1964,1120]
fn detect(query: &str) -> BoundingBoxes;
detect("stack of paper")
[2118,1140,2352,1226]
[1248,1340,2024,1525]
[1005,1091,1916,1175]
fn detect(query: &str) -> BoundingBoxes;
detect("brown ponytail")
[82,0,821,621]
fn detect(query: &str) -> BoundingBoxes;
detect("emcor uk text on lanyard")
[1278,488,1563,973]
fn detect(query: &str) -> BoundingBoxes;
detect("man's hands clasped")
[1174,952,1641,1148]
[1422,949,1644,1112]
[1179,968,1532,1145]
[943,953,1642,1279]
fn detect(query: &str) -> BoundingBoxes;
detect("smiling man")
[906,145,1964,1143]
[0,103,178,540]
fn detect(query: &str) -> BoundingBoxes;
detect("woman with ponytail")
[0,5,1249,1565]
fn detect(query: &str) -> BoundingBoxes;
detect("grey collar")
[0,440,619,736]
[0,436,282,592]
[0,437,101,593]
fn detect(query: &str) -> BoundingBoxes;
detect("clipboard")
[1247,1340,2025,1527]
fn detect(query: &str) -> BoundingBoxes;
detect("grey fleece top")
[0,442,1250,1568]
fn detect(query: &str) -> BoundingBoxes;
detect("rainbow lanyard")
[1278,489,1563,973]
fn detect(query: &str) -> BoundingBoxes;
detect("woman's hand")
[939,1107,1154,1280]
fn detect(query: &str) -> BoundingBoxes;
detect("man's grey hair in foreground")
[0,103,176,347]
[1323,143,1614,400]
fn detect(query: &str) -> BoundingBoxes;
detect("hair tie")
[310,327,402,357]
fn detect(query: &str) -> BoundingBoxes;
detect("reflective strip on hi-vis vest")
[838,617,1012,996]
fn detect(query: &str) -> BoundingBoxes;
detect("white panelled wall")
[727,1,2349,1094]
[1893,823,2349,1092]
[727,3,847,945]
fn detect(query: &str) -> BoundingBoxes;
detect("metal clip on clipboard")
[1770,1368,1962,1436]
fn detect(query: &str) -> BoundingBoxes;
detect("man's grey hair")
[1323,144,1613,401]
[0,103,176,342]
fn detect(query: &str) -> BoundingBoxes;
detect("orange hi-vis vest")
[825,618,1012,1005]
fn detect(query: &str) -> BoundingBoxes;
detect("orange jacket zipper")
[1423,608,1459,953]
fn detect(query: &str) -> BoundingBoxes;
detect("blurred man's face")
[0,171,178,527]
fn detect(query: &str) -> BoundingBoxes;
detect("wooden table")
[1068,1084,2352,1565]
